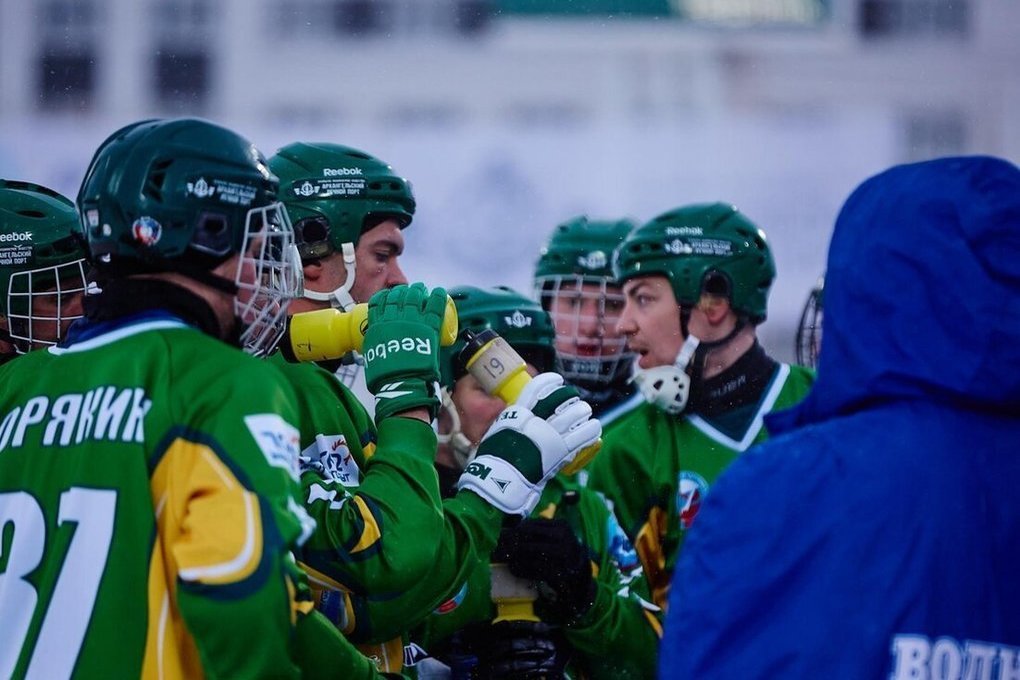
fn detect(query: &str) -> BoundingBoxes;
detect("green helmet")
[533,216,636,392]
[0,179,88,351]
[614,203,776,323]
[77,118,303,356]
[78,118,281,268]
[534,216,635,282]
[796,275,824,369]
[440,285,556,390]
[268,142,415,261]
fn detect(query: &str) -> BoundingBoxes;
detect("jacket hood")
[771,156,1020,432]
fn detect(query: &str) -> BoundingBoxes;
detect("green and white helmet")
[77,118,303,356]
[796,275,824,369]
[614,202,776,323]
[439,285,556,466]
[268,142,415,311]
[0,180,88,353]
[533,216,636,392]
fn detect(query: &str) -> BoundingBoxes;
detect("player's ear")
[697,294,731,325]
[303,260,323,282]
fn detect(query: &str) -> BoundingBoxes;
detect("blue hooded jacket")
[660,156,1020,679]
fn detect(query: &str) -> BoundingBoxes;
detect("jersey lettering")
[890,634,1019,680]
[0,388,151,453]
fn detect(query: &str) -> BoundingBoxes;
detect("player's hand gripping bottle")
[457,327,601,476]
[284,298,460,361]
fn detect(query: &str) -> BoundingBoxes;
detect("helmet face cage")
[795,282,824,369]
[234,202,303,357]
[6,259,89,351]
[535,273,633,389]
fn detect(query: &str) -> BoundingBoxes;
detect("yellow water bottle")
[489,562,540,624]
[458,328,601,476]
[285,297,460,362]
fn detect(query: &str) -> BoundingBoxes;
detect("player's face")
[618,275,683,370]
[547,280,626,359]
[451,364,540,447]
[27,284,84,346]
[351,219,407,303]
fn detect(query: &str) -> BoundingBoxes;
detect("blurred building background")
[1,0,1017,359]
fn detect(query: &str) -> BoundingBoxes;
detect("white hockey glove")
[456,372,602,516]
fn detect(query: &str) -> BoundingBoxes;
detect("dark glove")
[470,620,567,680]
[500,517,597,624]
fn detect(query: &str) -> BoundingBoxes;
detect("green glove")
[363,282,446,422]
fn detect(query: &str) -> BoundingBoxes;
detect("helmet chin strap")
[436,388,475,469]
[302,242,358,312]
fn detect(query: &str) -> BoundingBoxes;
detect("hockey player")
[795,275,824,369]
[263,143,601,674]
[0,118,381,678]
[418,285,659,680]
[586,203,815,611]
[662,156,1020,678]
[534,216,642,430]
[269,142,414,414]
[0,180,88,361]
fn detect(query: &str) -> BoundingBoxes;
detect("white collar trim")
[48,320,190,355]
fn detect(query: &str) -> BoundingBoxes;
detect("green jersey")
[269,356,502,670]
[413,475,660,679]
[588,361,815,610]
[0,315,326,679]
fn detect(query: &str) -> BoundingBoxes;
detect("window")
[153,51,210,111]
[38,52,96,111]
[150,0,214,112]
[37,0,102,111]
[333,0,393,35]
[859,0,968,38]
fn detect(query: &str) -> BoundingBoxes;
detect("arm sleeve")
[342,491,503,644]
[293,610,384,680]
[562,493,662,680]
[299,415,448,594]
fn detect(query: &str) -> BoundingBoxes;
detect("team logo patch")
[577,249,608,270]
[131,216,162,246]
[403,642,430,667]
[244,413,301,481]
[433,583,468,615]
[296,181,319,197]
[186,177,216,198]
[503,310,532,328]
[676,470,709,529]
[318,434,360,486]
